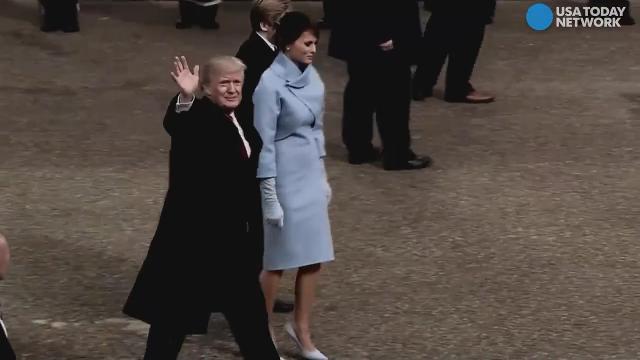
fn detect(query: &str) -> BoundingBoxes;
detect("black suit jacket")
[429,0,497,23]
[328,0,422,64]
[0,324,16,360]
[235,32,278,123]
[123,95,264,334]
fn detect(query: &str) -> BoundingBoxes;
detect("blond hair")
[250,0,292,31]
[200,56,247,91]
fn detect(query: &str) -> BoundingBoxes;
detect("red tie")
[226,114,249,160]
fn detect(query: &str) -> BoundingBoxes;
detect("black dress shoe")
[273,299,294,313]
[445,91,495,104]
[412,87,433,101]
[348,147,381,165]
[175,21,193,29]
[384,155,432,171]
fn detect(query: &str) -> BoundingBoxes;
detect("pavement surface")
[1,1,640,359]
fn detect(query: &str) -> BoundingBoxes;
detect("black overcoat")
[235,32,278,124]
[123,95,264,335]
[328,0,422,64]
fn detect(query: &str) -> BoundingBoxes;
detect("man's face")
[204,71,244,111]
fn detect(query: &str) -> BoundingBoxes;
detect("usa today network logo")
[526,3,627,30]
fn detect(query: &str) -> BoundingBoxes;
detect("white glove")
[321,162,332,204]
[324,180,332,204]
[260,178,284,228]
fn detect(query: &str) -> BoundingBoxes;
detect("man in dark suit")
[175,0,221,29]
[123,56,279,360]
[412,0,496,103]
[235,0,295,314]
[39,0,79,33]
[589,0,635,25]
[329,0,433,170]
[0,233,16,360]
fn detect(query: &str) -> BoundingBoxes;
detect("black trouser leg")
[0,326,16,360]
[60,0,79,32]
[40,0,60,31]
[413,13,449,93]
[376,55,413,163]
[342,60,377,157]
[178,0,195,25]
[143,325,186,360]
[444,22,486,100]
[198,5,220,28]
[223,286,279,360]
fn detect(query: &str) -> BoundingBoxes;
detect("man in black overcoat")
[39,0,79,33]
[0,233,16,360]
[412,0,496,103]
[328,0,433,170]
[235,0,295,314]
[589,0,635,25]
[123,56,279,360]
[175,0,221,29]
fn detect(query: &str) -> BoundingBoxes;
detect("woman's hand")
[324,180,332,204]
[170,56,200,99]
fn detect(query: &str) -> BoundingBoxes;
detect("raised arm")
[163,56,200,135]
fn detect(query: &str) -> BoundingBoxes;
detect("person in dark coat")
[175,0,221,29]
[412,0,496,103]
[329,0,432,170]
[39,0,79,33]
[122,56,279,360]
[0,233,16,360]
[589,0,635,25]
[235,0,295,315]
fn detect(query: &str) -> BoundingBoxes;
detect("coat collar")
[271,52,312,89]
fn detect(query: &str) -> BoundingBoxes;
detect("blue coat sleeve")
[253,80,280,179]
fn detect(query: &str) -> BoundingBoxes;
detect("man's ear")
[259,21,270,32]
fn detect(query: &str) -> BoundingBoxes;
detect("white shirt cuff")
[175,94,195,113]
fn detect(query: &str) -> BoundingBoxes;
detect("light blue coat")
[253,52,334,270]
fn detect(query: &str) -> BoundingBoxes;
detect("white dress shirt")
[0,318,7,336]
[256,32,276,52]
[175,95,251,157]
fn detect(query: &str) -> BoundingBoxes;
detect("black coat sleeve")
[163,93,197,136]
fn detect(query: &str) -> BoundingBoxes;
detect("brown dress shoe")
[446,90,495,104]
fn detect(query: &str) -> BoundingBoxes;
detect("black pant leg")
[412,13,449,92]
[444,22,486,99]
[40,0,60,31]
[60,0,79,32]
[222,286,279,360]
[198,4,219,27]
[143,325,186,360]
[342,60,377,156]
[0,327,16,360]
[178,0,196,24]
[376,55,413,163]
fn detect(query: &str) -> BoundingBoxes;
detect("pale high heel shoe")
[284,322,328,360]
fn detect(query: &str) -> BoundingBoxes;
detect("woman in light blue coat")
[253,12,333,360]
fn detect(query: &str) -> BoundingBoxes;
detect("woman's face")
[285,30,318,65]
